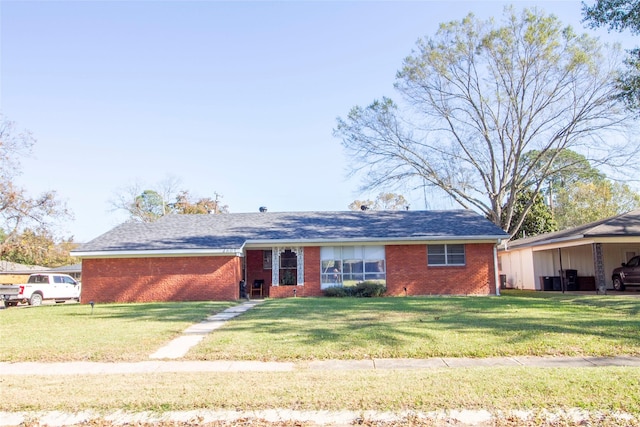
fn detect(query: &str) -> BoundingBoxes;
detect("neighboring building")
[48,263,83,281]
[498,209,640,292]
[71,210,509,303]
[0,261,50,284]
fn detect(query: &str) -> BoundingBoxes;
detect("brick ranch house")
[71,210,510,303]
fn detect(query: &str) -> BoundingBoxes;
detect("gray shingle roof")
[73,210,509,254]
[505,209,640,249]
[0,260,50,273]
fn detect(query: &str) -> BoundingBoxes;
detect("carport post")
[558,248,565,293]
[592,243,607,294]
[494,244,500,296]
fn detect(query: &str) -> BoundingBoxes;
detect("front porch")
[243,247,320,299]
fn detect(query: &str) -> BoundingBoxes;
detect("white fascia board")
[245,236,505,247]
[591,236,640,244]
[526,235,640,251]
[530,237,595,251]
[70,248,244,259]
[501,235,585,252]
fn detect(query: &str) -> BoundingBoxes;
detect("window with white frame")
[427,244,465,266]
[320,246,386,288]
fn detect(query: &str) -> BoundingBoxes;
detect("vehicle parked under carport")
[612,255,640,291]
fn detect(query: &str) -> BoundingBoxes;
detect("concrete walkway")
[149,299,263,359]
[2,298,640,376]
[2,355,640,376]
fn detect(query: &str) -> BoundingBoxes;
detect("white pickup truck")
[1,273,81,307]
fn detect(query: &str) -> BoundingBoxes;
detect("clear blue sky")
[0,1,633,242]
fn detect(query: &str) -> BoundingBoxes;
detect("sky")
[0,0,635,242]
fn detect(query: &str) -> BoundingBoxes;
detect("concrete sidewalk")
[2,356,640,376]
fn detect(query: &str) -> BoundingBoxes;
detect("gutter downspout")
[494,243,501,296]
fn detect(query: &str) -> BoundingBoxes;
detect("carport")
[498,209,640,293]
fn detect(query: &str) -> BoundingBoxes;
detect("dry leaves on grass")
[16,412,640,427]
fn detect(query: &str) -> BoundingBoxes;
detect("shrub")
[323,282,387,298]
[323,286,349,297]
[353,281,386,297]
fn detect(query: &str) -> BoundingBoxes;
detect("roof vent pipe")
[259,206,268,213]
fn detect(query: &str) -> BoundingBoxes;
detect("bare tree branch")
[335,7,637,236]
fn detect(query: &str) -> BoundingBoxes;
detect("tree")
[170,191,229,215]
[583,0,640,110]
[133,190,166,222]
[335,7,635,238]
[348,192,409,211]
[521,147,640,228]
[111,178,229,222]
[0,115,69,258]
[521,149,604,210]
[2,228,78,267]
[110,176,180,223]
[554,180,640,228]
[507,190,557,240]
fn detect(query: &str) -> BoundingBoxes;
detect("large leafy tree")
[335,7,635,237]
[2,228,78,267]
[583,0,640,110]
[521,149,604,210]
[554,180,640,228]
[507,189,557,240]
[0,115,69,259]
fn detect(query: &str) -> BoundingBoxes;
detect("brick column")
[592,243,607,294]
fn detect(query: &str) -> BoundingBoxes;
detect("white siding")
[500,247,536,289]
[500,241,640,291]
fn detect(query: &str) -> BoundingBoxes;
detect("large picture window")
[427,244,465,266]
[320,246,385,289]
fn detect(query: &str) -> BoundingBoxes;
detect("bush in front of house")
[353,281,386,297]
[323,282,387,297]
[323,286,349,297]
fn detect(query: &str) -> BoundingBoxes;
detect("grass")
[0,301,236,362]
[188,291,640,361]
[2,368,640,414]
[2,292,640,420]
[2,292,639,362]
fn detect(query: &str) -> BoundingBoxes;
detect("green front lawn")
[2,291,637,363]
[2,292,640,419]
[0,301,236,362]
[188,291,640,360]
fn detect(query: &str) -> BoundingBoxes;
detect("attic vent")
[259,206,268,213]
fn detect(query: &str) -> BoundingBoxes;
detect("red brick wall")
[81,243,496,303]
[81,256,242,303]
[386,243,496,296]
[245,250,272,297]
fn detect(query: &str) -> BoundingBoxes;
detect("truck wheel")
[613,277,625,291]
[29,293,43,306]
[5,301,18,307]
